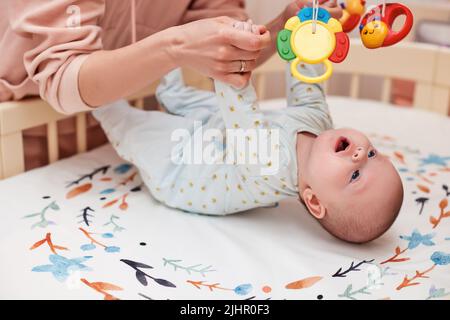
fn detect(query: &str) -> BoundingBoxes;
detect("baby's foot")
[233,19,261,35]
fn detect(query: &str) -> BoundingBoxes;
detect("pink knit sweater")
[0,0,247,114]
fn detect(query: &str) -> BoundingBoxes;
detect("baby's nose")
[352,147,365,162]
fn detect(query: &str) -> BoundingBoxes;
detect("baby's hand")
[233,19,265,35]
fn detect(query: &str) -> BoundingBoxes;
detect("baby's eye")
[350,170,360,182]
[368,150,377,158]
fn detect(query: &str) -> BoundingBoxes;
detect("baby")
[93,21,403,244]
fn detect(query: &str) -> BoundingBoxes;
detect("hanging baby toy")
[277,1,414,83]
[359,1,413,49]
[277,0,350,83]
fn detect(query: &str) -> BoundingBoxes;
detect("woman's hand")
[167,16,271,88]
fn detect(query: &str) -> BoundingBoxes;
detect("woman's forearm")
[79,17,271,107]
[79,27,179,108]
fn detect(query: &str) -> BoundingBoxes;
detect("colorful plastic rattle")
[359,3,413,49]
[338,0,366,33]
[277,7,350,84]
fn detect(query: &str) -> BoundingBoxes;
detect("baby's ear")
[302,188,326,219]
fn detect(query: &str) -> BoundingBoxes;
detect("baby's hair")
[320,175,404,244]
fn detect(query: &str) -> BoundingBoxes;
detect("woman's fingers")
[216,15,239,26]
[225,60,257,73]
[224,27,271,51]
[323,3,343,19]
[216,45,260,61]
[318,0,343,19]
[327,7,343,19]
[214,60,257,74]
[236,60,257,73]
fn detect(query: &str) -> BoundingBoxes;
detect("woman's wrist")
[162,25,185,69]
[79,27,182,107]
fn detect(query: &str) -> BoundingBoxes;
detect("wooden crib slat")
[431,87,450,116]
[256,74,267,100]
[323,80,329,95]
[414,82,434,111]
[350,74,360,99]
[47,121,59,164]
[0,132,25,179]
[381,77,392,104]
[76,113,87,153]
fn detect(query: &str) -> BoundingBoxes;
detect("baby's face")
[302,128,400,215]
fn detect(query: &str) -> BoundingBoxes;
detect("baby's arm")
[286,63,328,109]
[214,20,266,131]
[285,63,333,130]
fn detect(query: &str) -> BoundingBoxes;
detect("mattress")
[0,97,449,300]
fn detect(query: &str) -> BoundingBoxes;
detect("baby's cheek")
[310,153,345,185]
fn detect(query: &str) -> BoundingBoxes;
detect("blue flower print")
[400,229,435,250]
[32,255,92,282]
[431,252,450,266]
[234,284,253,296]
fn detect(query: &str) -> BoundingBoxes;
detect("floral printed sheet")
[0,97,449,300]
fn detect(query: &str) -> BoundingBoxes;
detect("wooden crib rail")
[334,42,449,114]
[0,83,158,179]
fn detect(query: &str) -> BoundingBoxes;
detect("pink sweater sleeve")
[8,0,105,114]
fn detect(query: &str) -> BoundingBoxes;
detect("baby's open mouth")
[335,137,350,153]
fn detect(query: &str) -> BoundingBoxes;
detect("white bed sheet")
[0,97,449,300]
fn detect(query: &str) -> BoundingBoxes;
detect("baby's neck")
[296,132,316,194]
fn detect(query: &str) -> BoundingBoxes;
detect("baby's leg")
[156,68,219,123]
[92,99,192,166]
